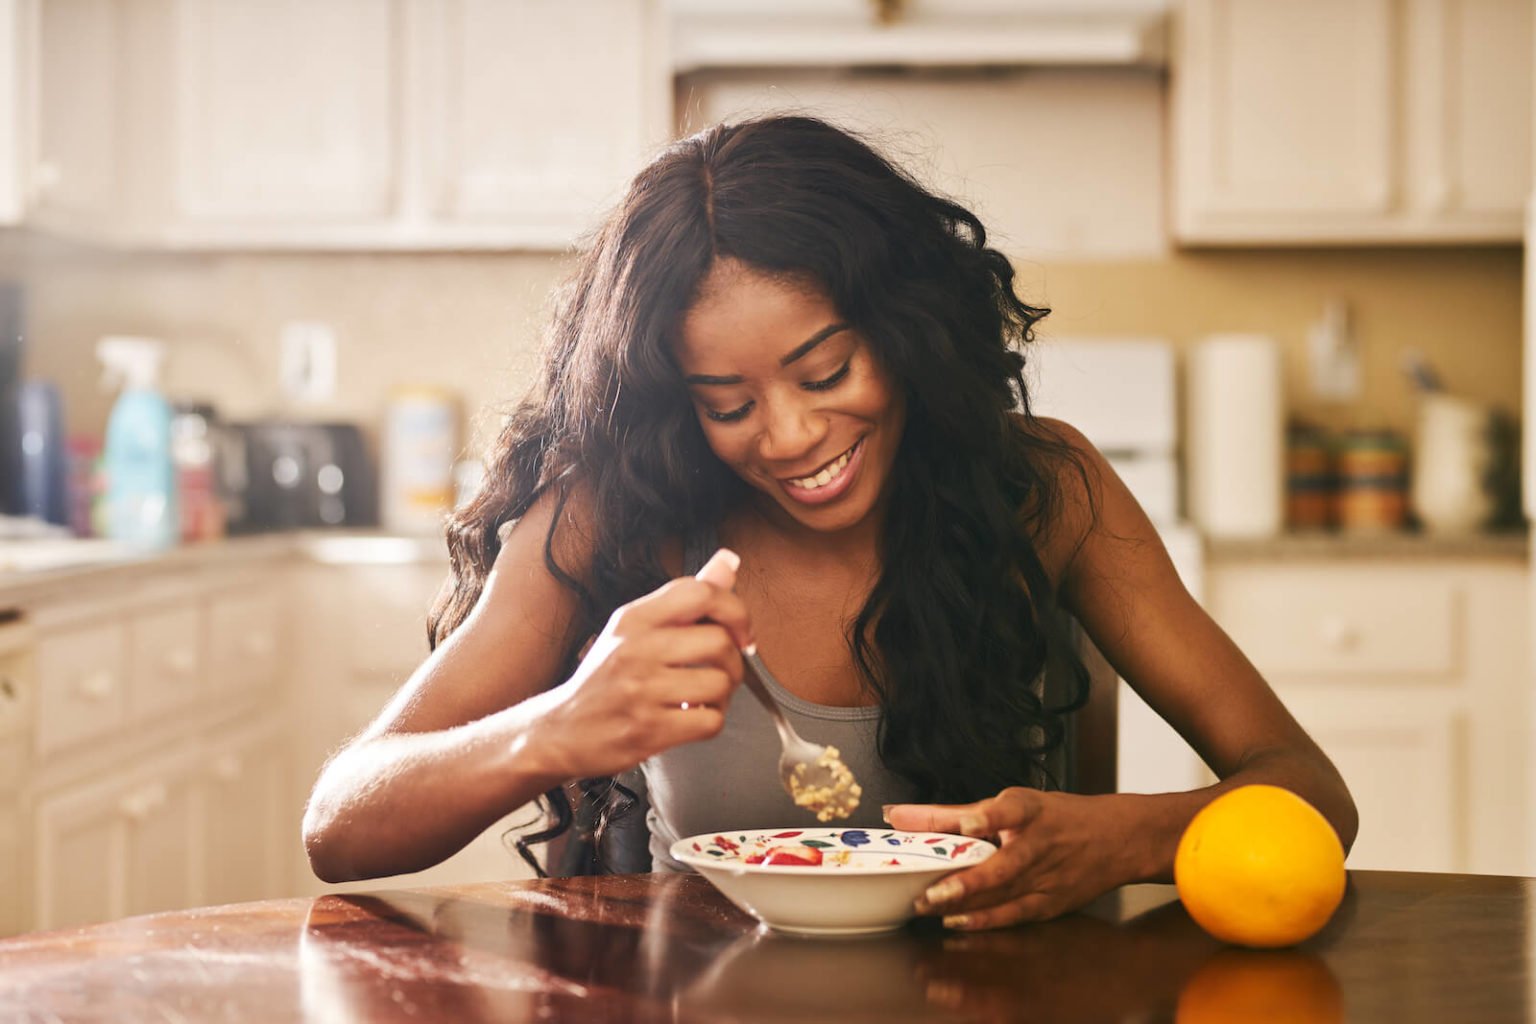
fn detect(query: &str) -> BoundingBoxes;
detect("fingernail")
[912,897,930,914]
[696,548,740,586]
[957,814,986,836]
[924,879,963,906]
[881,803,895,824]
[943,914,971,930]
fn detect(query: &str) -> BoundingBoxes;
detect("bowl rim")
[670,827,997,876]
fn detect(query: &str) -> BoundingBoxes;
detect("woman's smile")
[778,438,865,505]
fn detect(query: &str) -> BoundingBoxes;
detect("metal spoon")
[740,644,862,822]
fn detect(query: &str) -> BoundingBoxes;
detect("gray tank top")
[639,529,921,872]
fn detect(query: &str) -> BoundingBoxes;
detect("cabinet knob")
[119,782,169,822]
[75,670,116,702]
[1320,617,1360,652]
[212,754,244,782]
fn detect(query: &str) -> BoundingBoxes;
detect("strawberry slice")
[753,846,823,867]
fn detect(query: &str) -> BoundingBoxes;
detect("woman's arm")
[302,491,750,883]
[1054,418,1357,871]
[888,419,1356,928]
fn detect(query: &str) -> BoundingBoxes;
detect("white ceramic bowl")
[671,827,996,936]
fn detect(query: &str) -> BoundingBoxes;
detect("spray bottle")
[98,336,178,548]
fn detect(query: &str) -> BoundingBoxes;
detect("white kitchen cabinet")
[28,0,120,234]
[410,0,671,247]
[169,0,398,225]
[1174,0,1533,243]
[289,551,541,897]
[0,0,30,224]
[1207,556,1529,874]
[8,552,298,935]
[23,0,669,249]
[197,715,290,908]
[34,753,198,930]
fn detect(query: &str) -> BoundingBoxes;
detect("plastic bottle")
[382,386,459,534]
[17,380,68,525]
[98,336,179,548]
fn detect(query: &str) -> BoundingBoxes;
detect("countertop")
[0,530,449,603]
[0,871,1528,1023]
[1206,529,1529,562]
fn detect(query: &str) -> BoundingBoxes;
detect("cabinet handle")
[75,670,116,702]
[212,754,244,783]
[119,782,169,822]
[164,649,196,676]
[1320,617,1360,652]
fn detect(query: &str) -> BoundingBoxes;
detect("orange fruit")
[1174,784,1346,948]
[1176,949,1344,1024]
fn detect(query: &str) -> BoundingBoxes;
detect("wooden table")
[0,871,1530,1022]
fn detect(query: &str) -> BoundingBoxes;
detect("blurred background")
[0,0,1531,936]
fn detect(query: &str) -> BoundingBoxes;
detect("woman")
[303,115,1356,931]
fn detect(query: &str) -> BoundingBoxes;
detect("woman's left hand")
[885,788,1141,930]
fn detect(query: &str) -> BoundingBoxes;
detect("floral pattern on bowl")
[676,828,995,874]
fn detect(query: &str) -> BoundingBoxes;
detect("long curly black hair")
[428,115,1091,870]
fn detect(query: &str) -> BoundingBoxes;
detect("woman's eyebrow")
[682,322,851,387]
[779,322,851,366]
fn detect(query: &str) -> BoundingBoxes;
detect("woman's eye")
[705,402,753,423]
[802,360,851,392]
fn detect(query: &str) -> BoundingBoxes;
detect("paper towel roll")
[1186,334,1284,538]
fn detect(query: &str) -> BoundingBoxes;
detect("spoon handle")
[741,644,801,749]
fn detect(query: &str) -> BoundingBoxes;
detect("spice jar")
[1285,426,1335,531]
[1334,429,1408,533]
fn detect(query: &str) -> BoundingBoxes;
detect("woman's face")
[674,258,906,536]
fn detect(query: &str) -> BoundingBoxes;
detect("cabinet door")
[207,577,282,696]
[199,722,289,906]
[128,602,203,724]
[122,774,197,918]
[32,0,122,228]
[415,0,667,244]
[1279,691,1462,873]
[173,0,397,221]
[34,762,196,929]
[1176,0,1397,237]
[0,0,28,224]
[1404,0,1533,223]
[35,618,128,757]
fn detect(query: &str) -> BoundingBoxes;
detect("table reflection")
[295,876,1355,1023]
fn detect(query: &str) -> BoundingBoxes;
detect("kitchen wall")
[1,237,1519,459]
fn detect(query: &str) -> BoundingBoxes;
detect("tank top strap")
[681,523,720,575]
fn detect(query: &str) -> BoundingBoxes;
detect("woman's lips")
[777,439,864,506]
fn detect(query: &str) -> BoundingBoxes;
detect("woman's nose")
[757,393,826,463]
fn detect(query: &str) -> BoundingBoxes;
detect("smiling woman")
[300,114,1357,932]
[675,261,905,535]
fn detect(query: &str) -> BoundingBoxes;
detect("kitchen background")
[0,0,1531,937]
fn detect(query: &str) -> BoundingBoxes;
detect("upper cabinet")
[410,0,670,248]
[22,0,669,250]
[170,0,398,228]
[1174,0,1533,244]
[0,0,29,225]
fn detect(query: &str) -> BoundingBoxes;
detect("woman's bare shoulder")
[1011,414,1107,585]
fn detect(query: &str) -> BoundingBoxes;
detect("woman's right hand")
[532,548,751,778]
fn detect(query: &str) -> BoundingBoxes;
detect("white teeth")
[788,443,857,490]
